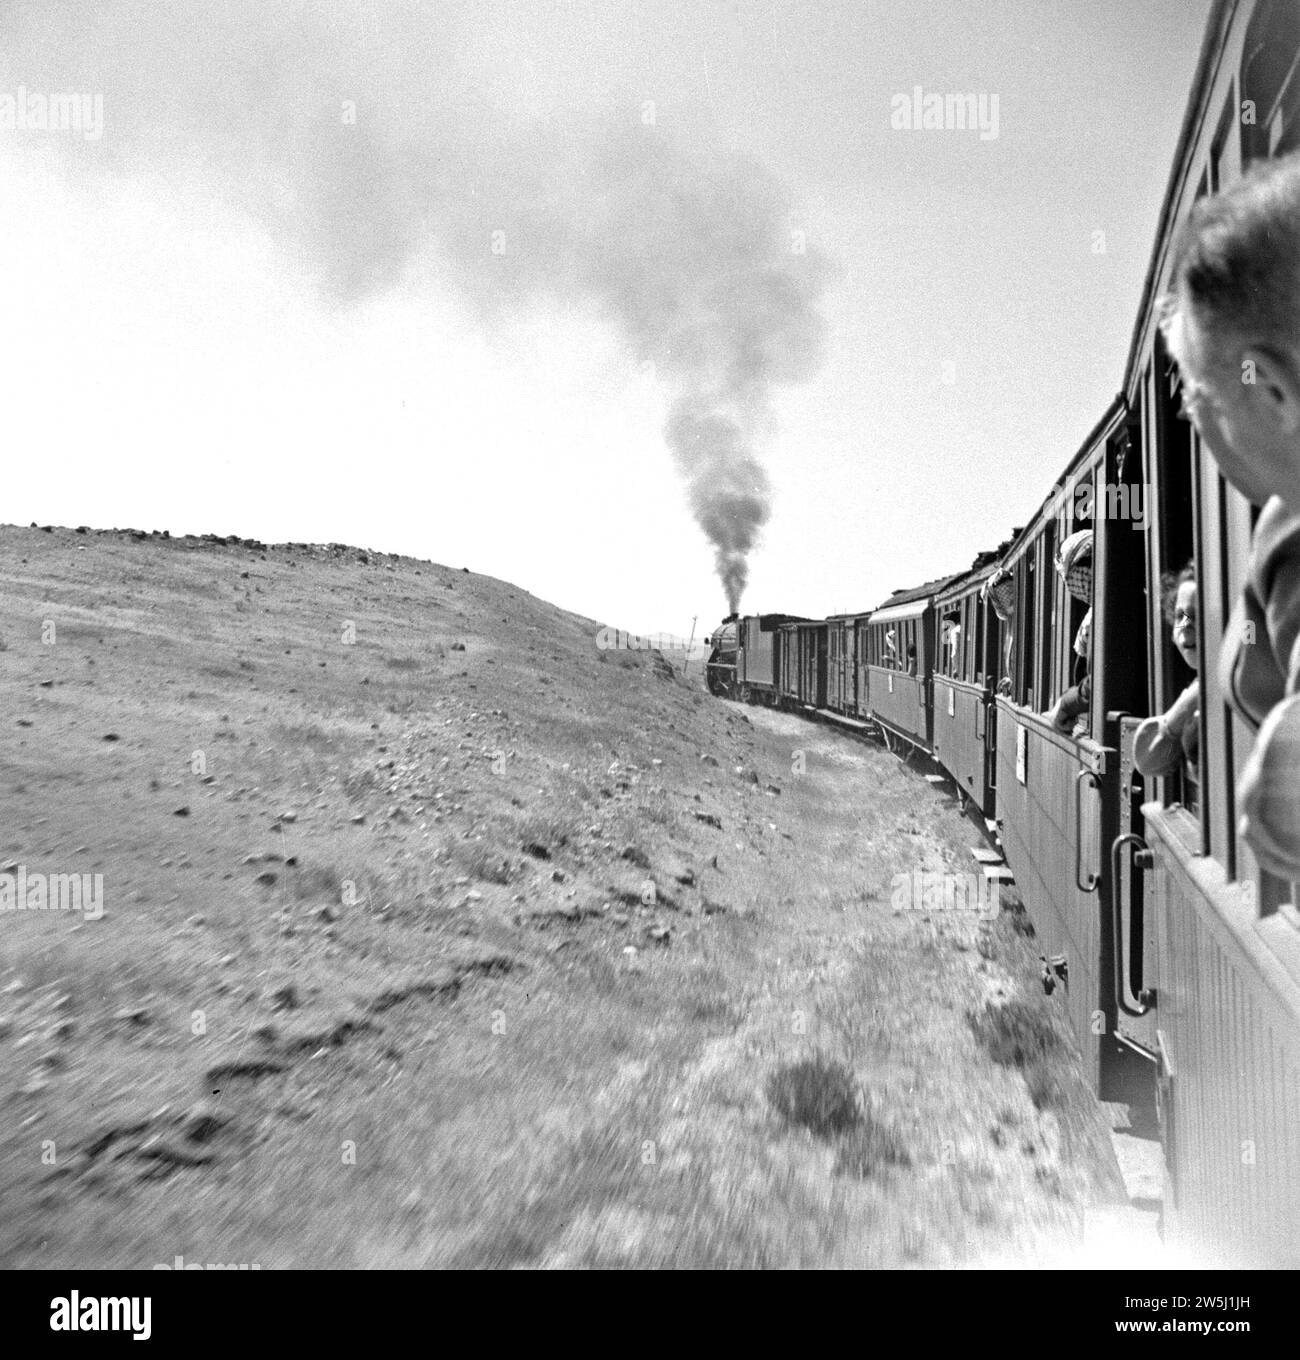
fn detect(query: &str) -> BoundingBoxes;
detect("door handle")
[974,696,986,741]
[1110,833,1155,1016]
[1074,769,1100,893]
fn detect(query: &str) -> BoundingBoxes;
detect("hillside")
[0,524,1130,1268]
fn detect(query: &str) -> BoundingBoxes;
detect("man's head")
[1160,150,1300,507]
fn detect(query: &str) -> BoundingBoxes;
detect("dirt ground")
[0,524,1137,1267]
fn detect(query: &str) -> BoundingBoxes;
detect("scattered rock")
[101,733,120,742]
[173,806,190,817]
[522,842,551,860]
[693,812,723,829]
[620,845,650,869]
[647,925,672,946]
[113,1005,151,1025]
[699,753,719,767]
[254,871,277,888]
[316,904,340,924]
[270,985,298,1012]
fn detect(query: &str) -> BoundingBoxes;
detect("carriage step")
[970,847,1004,865]
[923,774,947,785]
[982,865,1015,883]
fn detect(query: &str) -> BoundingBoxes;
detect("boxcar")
[788,620,828,710]
[825,614,854,714]
[778,620,826,710]
[738,614,806,704]
[1113,0,1300,1265]
[930,555,1005,816]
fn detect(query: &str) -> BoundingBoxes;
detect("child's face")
[1171,579,1198,672]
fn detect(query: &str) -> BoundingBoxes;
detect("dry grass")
[968,999,1069,1111]
[0,525,1125,1268]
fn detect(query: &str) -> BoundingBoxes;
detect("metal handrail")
[1110,833,1154,1017]
[1075,769,1100,893]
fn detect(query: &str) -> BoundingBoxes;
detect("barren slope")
[0,524,1127,1267]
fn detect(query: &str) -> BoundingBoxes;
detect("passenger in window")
[1160,150,1300,878]
[1134,563,1200,779]
[983,566,1016,695]
[1044,530,1093,735]
[941,613,962,677]
[905,643,918,677]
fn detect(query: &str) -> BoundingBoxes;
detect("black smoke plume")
[1,1,829,609]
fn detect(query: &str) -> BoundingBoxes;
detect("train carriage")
[861,577,959,755]
[992,397,1153,1103]
[1115,0,1300,1265]
[825,614,856,715]
[779,619,829,711]
[930,555,1005,816]
[705,613,807,703]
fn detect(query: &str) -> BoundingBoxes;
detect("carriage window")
[1244,1,1300,162]
[973,594,985,685]
[1016,555,1036,708]
[1037,535,1055,711]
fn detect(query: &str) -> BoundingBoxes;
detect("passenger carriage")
[861,576,958,756]
[929,553,1006,817]
[992,397,1152,1104]
[1115,0,1300,1265]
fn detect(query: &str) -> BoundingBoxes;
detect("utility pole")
[683,615,698,675]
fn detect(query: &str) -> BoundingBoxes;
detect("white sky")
[0,0,1211,637]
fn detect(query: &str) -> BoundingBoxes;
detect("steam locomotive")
[705,0,1300,1267]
